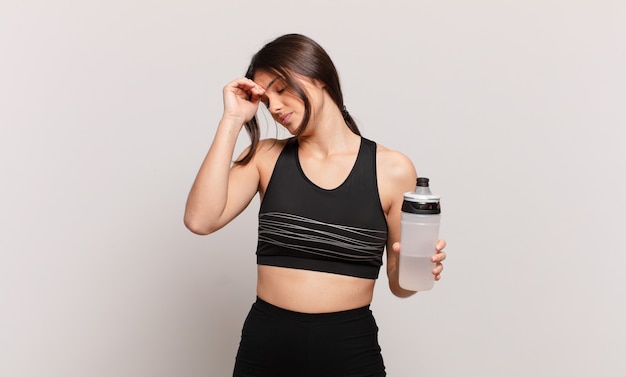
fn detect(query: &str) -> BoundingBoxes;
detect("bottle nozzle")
[403,176,440,214]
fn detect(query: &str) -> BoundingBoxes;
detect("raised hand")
[222,77,266,124]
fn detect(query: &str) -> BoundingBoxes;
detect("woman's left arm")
[377,147,447,298]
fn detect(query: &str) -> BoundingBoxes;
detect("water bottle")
[399,177,441,291]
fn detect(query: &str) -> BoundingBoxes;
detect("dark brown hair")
[236,33,360,164]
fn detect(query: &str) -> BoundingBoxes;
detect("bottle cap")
[416,177,430,187]
[402,177,441,214]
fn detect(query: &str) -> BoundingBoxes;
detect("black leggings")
[233,297,386,377]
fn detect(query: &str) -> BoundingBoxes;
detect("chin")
[284,121,304,135]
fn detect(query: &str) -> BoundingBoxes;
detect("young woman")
[184,33,447,377]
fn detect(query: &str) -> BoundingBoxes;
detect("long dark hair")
[236,33,360,165]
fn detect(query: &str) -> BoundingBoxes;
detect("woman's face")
[253,70,323,134]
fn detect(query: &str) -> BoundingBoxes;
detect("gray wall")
[2,1,625,376]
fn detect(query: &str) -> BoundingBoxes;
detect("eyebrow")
[259,76,283,105]
[265,76,282,90]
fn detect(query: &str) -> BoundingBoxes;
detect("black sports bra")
[256,137,388,279]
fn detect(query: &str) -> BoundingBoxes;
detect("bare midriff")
[256,265,376,313]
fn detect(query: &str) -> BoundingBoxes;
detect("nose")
[266,95,282,114]
[270,102,282,114]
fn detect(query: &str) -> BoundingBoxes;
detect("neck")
[297,95,359,156]
[298,126,360,157]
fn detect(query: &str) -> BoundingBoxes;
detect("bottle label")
[401,200,441,214]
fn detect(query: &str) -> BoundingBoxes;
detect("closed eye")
[261,84,287,109]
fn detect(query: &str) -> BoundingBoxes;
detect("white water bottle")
[399,177,441,291]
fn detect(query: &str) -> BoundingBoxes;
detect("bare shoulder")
[376,143,417,183]
[252,138,288,167]
[375,143,417,211]
[256,138,288,156]
[234,138,287,165]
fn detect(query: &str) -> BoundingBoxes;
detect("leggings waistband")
[254,296,372,323]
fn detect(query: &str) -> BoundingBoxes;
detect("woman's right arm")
[183,78,265,235]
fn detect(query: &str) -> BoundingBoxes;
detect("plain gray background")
[2,1,625,376]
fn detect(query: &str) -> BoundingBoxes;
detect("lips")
[280,113,292,124]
